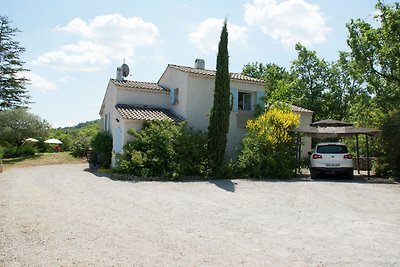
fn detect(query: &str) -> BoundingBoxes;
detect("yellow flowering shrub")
[235,107,300,179]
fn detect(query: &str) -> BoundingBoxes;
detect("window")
[169,88,179,105]
[317,145,348,154]
[238,92,252,111]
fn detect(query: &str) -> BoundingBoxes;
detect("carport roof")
[293,119,381,138]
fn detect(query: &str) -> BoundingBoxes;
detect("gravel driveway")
[1,164,400,266]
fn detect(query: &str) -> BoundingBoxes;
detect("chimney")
[116,67,123,82]
[194,58,205,70]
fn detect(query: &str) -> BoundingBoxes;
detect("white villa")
[99,59,313,165]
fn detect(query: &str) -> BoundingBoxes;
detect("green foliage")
[70,141,89,158]
[242,62,268,79]
[207,19,231,175]
[116,120,207,179]
[380,110,400,177]
[50,119,99,156]
[0,108,50,146]
[91,131,112,168]
[175,127,208,176]
[0,16,30,110]
[347,1,400,113]
[290,43,329,121]
[0,146,4,159]
[235,107,300,179]
[2,144,37,158]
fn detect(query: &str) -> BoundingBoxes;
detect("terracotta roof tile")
[115,104,184,122]
[168,64,265,84]
[111,79,166,92]
[290,104,314,114]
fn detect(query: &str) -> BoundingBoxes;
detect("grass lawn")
[1,152,86,171]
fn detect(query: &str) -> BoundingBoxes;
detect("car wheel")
[347,170,354,180]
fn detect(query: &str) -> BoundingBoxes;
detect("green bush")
[116,121,207,179]
[0,146,4,159]
[70,141,90,158]
[380,110,400,177]
[2,144,38,158]
[91,131,112,168]
[234,107,300,179]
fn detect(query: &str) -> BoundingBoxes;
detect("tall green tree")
[0,16,30,110]
[242,62,294,105]
[324,52,366,121]
[290,43,329,121]
[207,20,230,175]
[347,1,400,113]
[242,62,268,79]
[0,109,50,146]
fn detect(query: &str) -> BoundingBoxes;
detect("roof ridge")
[168,64,265,84]
[111,78,166,92]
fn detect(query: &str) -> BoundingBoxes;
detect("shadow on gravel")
[84,165,113,178]
[295,173,398,185]
[209,179,236,192]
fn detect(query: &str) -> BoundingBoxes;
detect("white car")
[310,142,354,179]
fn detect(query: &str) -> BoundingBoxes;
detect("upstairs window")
[238,92,252,111]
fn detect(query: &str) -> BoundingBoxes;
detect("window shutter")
[256,91,265,108]
[108,112,111,131]
[231,88,238,112]
[113,127,123,153]
[169,88,175,105]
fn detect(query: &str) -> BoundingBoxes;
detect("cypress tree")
[0,16,30,110]
[207,20,230,175]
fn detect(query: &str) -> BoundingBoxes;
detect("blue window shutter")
[104,114,108,131]
[256,91,265,108]
[108,112,111,132]
[231,88,238,112]
[113,127,123,153]
[169,88,175,105]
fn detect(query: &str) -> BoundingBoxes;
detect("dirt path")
[1,164,400,266]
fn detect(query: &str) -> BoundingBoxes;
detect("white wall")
[296,111,313,158]
[116,89,168,109]
[100,80,118,133]
[121,119,143,145]
[158,67,188,118]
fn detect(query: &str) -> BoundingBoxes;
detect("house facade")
[99,60,313,166]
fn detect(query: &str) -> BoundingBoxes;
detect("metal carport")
[293,119,381,179]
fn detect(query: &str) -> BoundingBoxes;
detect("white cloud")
[21,71,57,92]
[244,0,330,47]
[59,75,76,82]
[189,18,248,54]
[33,14,159,72]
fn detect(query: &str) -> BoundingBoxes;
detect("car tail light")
[344,154,353,159]
[312,154,322,159]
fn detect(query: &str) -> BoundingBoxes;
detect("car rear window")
[316,145,348,154]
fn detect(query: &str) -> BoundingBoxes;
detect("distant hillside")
[57,119,100,131]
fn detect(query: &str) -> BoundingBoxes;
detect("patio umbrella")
[44,138,63,144]
[25,138,39,142]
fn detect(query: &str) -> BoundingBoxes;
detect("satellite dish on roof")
[121,63,130,77]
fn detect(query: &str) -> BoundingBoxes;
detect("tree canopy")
[0,16,30,110]
[0,109,50,146]
[347,1,400,113]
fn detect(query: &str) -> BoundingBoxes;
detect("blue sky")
[2,0,391,127]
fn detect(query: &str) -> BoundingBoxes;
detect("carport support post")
[295,133,301,176]
[356,134,360,174]
[366,134,370,180]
